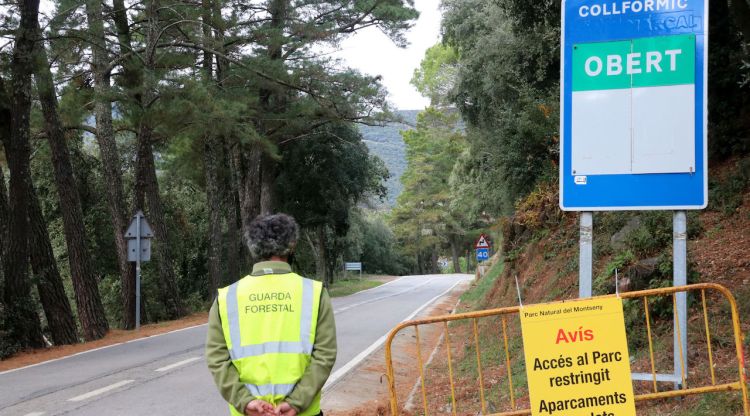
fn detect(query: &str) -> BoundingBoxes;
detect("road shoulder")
[0,312,208,373]
[321,279,471,415]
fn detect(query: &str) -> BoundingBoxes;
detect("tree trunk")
[204,136,223,298]
[224,204,241,283]
[0,151,62,347]
[304,228,327,286]
[208,3,240,284]
[224,139,241,283]
[28,184,79,345]
[202,0,223,298]
[257,0,287,216]
[33,30,109,341]
[85,0,136,330]
[94,112,136,330]
[0,79,9,321]
[3,0,45,349]
[315,226,328,287]
[234,144,262,242]
[111,0,142,94]
[0,167,6,335]
[211,0,228,83]
[1,125,75,345]
[220,25,242,278]
[260,153,277,215]
[0,79,11,253]
[201,0,213,80]
[325,255,336,287]
[135,125,185,318]
[131,0,185,319]
[730,0,750,49]
[450,237,461,273]
[110,0,143,326]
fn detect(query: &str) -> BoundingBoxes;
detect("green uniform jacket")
[205,261,337,414]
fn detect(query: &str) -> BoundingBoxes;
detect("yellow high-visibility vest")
[218,272,322,416]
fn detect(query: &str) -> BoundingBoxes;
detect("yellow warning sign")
[520,297,636,416]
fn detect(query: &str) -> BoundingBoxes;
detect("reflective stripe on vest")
[245,383,296,398]
[225,277,315,360]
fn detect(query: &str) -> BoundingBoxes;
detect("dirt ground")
[691,191,750,289]
[0,312,208,372]
[322,280,472,416]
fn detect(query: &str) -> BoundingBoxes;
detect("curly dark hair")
[245,213,299,260]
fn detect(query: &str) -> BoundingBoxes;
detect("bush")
[0,302,20,359]
[593,250,635,295]
[708,157,750,214]
[625,212,672,256]
[99,274,123,328]
[343,210,411,276]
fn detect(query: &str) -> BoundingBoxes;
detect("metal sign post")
[674,210,688,387]
[125,211,153,330]
[579,212,593,298]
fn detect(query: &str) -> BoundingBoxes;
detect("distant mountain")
[359,110,419,207]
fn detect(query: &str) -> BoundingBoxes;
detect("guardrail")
[385,283,749,415]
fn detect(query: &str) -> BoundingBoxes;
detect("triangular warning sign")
[475,234,490,249]
[125,211,154,239]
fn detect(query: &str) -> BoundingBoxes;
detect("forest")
[0,0,418,356]
[1,0,749,363]
[391,0,749,277]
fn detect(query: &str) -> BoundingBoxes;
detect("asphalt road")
[0,273,471,416]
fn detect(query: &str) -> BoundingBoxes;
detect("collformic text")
[579,0,688,18]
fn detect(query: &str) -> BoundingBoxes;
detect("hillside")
[359,110,418,206]
[402,157,750,416]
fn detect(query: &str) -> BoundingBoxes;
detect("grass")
[448,258,536,413]
[460,259,504,307]
[327,278,384,297]
[666,392,744,416]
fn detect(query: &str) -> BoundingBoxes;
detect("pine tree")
[2,0,45,349]
[33,26,109,341]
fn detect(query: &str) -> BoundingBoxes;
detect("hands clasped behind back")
[245,400,298,416]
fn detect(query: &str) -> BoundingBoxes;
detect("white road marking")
[338,275,403,297]
[23,412,45,416]
[333,277,440,314]
[155,357,201,372]
[67,380,134,402]
[324,278,467,391]
[0,324,207,376]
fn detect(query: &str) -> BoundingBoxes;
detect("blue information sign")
[560,0,708,211]
[476,248,489,262]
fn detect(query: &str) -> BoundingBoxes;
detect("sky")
[34,0,442,110]
[331,0,442,111]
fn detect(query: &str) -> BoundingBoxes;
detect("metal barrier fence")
[385,283,749,416]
